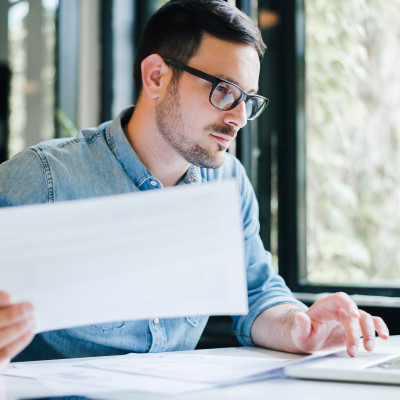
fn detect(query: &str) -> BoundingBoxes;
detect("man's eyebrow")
[217,74,258,94]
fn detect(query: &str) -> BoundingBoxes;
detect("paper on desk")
[4,349,307,395]
[0,179,248,332]
[5,358,214,395]
[83,352,300,384]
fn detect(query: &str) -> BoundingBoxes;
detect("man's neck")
[123,103,190,188]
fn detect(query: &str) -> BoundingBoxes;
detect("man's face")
[155,34,261,169]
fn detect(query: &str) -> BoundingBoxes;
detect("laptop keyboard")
[375,356,400,370]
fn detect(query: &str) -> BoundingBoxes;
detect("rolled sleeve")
[231,165,305,346]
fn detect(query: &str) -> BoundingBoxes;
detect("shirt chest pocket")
[90,321,126,332]
[185,316,204,327]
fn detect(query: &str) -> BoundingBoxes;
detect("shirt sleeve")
[231,162,306,346]
[0,148,51,207]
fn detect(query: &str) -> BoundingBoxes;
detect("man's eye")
[215,84,229,94]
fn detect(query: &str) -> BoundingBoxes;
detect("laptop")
[284,346,400,385]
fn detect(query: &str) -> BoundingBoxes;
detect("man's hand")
[291,292,389,357]
[251,292,389,357]
[0,291,35,370]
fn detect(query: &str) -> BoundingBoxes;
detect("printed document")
[0,180,247,332]
[4,348,308,395]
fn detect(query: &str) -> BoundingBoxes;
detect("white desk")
[1,336,400,400]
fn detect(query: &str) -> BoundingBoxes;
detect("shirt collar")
[105,106,202,189]
[177,164,201,185]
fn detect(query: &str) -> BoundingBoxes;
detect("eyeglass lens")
[211,82,264,120]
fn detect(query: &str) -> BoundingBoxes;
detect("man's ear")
[140,54,171,99]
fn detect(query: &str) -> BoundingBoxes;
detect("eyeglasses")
[163,58,269,121]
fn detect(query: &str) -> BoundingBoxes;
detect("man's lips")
[210,133,236,144]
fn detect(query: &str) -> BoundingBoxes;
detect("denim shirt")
[0,107,303,361]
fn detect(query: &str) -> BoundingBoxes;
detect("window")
[101,0,169,122]
[305,0,400,288]
[258,0,400,299]
[6,0,58,157]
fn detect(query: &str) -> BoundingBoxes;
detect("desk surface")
[1,336,400,400]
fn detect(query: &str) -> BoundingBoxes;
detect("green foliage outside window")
[306,0,400,285]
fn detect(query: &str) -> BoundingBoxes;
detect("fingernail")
[350,345,358,357]
[366,340,374,351]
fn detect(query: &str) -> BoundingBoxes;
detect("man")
[0,0,389,369]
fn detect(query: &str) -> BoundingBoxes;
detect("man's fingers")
[0,303,34,330]
[333,292,360,317]
[373,316,389,339]
[338,308,361,357]
[0,318,35,349]
[359,312,390,352]
[0,356,10,372]
[0,330,35,367]
[359,311,376,351]
[294,293,389,356]
[293,313,311,336]
[307,292,360,322]
[0,301,35,370]
[291,313,314,352]
[0,291,11,307]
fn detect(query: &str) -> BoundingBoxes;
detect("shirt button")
[150,180,157,186]
[153,317,159,325]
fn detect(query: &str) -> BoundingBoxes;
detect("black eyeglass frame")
[163,57,269,120]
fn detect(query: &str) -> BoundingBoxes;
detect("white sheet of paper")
[4,349,307,395]
[4,359,214,395]
[0,179,248,332]
[83,352,300,384]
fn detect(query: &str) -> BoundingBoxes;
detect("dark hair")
[133,0,266,98]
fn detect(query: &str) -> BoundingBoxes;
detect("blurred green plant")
[306,0,400,285]
[55,108,78,138]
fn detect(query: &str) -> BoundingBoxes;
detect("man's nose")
[222,100,248,129]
